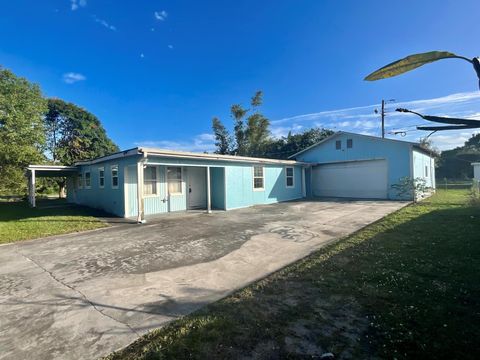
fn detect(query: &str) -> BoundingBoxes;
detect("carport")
[26,165,78,207]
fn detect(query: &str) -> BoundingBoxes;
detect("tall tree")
[45,99,119,165]
[44,99,119,196]
[211,117,232,154]
[0,67,47,195]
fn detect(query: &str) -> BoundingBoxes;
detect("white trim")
[207,166,212,213]
[285,166,295,188]
[111,164,119,189]
[140,147,306,165]
[98,167,105,189]
[252,165,265,191]
[166,166,183,196]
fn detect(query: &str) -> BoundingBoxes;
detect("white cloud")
[135,133,216,153]
[62,72,86,84]
[92,15,116,31]
[70,0,86,11]
[271,91,480,151]
[154,10,168,21]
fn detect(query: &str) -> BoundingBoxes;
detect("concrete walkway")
[0,199,407,360]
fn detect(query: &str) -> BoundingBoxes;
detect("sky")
[1,0,480,152]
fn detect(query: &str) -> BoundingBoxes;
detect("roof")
[26,165,78,177]
[75,147,306,166]
[288,131,428,159]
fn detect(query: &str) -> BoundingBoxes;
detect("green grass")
[105,190,480,360]
[0,199,108,244]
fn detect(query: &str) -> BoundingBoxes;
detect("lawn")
[106,189,480,360]
[0,199,108,244]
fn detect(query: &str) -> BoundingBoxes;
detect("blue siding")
[225,164,304,210]
[295,133,412,200]
[71,156,139,217]
[210,167,225,210]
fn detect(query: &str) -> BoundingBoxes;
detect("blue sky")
[1,0,479,151]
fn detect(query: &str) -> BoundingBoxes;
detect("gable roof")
[288,131,427,159]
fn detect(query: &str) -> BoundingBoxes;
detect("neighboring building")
[473,162,480,181]
[26,132,436,220]
[289,132,435,200]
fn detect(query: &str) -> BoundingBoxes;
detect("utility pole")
[375,99,394,138]
[381,99,385,138]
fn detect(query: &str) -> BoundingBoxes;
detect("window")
[335,140,341,150]
[98,167,105,188]
[253,166,264,190]
[167,167,182,194]
[286,167,294,188]
[77,173,83,189]
[84,171,91,188]
[144,166,158,195]
[425,165,429,177]
[111,165,119,189]
[347,139,353,148]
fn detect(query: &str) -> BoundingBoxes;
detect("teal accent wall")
[294,133,413,200]
[210,167,225,210]
[225,164,304,210]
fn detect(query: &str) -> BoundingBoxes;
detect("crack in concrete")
[14,248,140,337]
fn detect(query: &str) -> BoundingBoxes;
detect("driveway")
[0,199,406,360]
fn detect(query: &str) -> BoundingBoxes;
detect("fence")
[437,179,478,190]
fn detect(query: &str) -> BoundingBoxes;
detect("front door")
[187,167,207,209]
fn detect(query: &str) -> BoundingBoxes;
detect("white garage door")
[312,160,388,199]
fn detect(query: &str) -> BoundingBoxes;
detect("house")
[26,132,436,221]
[289,131,435,199]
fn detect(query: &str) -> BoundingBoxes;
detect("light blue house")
[289,131,435,200]
[26,132,435,220]
[35,148,306,221]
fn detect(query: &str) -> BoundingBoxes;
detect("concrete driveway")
[0,199,406,360]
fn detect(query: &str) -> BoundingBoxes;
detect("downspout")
[137,150,147,223]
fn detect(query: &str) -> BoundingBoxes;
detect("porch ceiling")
[26,165,78,177]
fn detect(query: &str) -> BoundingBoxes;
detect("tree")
[44,98,119,196]
[0,67,47,195]
[436,133,480,180]
[418,137,440,158]
[211,117,232,155]
[213,91,271,157]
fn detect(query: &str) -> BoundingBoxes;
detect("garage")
[312,159,388,199]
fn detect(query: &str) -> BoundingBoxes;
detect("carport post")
[30,169,36,208]
[206,166,212,213]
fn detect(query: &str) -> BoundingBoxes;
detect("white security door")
[312,159,388,199]
[187,167,207,209]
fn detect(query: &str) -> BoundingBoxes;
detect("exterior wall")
[225,164,304,210]
[210,167,226,210]
[294,133,412,200]
[412,150,436,189]
[72,156,140,217]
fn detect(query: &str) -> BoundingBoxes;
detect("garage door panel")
[312,160,388,199]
